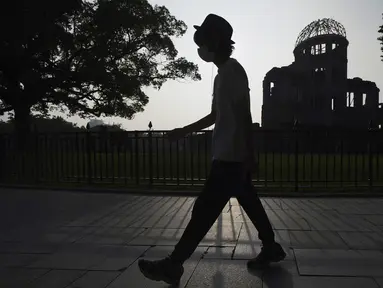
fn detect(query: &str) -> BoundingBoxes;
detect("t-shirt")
[211,58,251,163]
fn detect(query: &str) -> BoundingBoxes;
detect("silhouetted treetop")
[0,0,200,140]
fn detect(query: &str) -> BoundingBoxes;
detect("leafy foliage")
[0,0,200,131]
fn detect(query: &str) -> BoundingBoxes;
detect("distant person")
[138,14,286,285]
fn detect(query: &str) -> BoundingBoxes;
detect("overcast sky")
[6,0,383,130]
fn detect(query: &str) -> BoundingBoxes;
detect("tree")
[379,13,383,61]
[0,115,84,133]
[0,0,200,142]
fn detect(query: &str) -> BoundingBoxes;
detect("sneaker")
[247,242,286,270]
[138,256,184,286]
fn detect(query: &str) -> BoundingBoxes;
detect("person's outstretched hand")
[167,128,187,142]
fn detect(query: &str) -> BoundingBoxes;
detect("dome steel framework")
[295,18,347,47]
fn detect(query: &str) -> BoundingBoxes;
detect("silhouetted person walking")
[138,14,286,285]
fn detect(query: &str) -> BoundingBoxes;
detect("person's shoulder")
[225,58,245,74]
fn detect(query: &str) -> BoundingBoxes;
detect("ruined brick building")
[262,18,382,129]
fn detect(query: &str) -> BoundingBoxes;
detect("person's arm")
[168,110,215,141]
[182,111,216,134]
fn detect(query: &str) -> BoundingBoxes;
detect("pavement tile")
[294,249,383,277]
[374,278,383,287]
[0,242,58,254]
[233,226,291,260]
[338,231,383,250]
[67,271,120,288]
[204,247,235,259]
[76,227,145,245]
[289,230,349,249]
[27,269,86,288]
[128,223,241,247]
[365,216,383,226]
[106,246,205,288]
[264,274,379,288]
[28,252,107,270]
[92,245,149,271]
[0,253,42,268]
[240,209,311,230]
[0,268,48,288]
[186,259,263,287]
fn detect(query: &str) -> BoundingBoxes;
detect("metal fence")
[0,129,382,192]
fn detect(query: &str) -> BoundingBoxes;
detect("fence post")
[86,132,92,184]
[368,129,373,192]
[294,124,299,192]
[134,131,140,185]
[148,130,153,186]
[35,132,40,184]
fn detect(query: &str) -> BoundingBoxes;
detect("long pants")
[170,160,275,264]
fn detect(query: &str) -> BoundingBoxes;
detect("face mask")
[198,46,215,62]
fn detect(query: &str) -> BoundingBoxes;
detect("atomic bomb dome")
[262,18,382,130]
[295,18,347,47]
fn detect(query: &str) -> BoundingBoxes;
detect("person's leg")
[169,171,232,263]
[236,174,286,269]
[138,161,233,285]
[236,175,275,245]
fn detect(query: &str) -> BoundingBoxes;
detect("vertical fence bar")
[183,137,187,182]
[56,134,61,183]
[310,131,314,188]
[134,131,139,185]
[117,134,121,183]
[162,132,166,185]
[142,134,146,184]
[272,150,275,183]
[355,149,358,188]
[190,134,194,186]
[111,134,115,184]
[87,134,91,181]
[124,134,128,185]
[156,136,159,180]
[205,132,208,180]
[197,136,201,181]
[279,137,283,188]
[264,131,268,188]
[325,131,328,188]
[148,130,153,186]
[75,133,80,183]
[176,139,180,186]
[294,130,299,192]
[169,135,173,182]
[129,132,134,182]
[340,138,344,188]
[368,131,373,191]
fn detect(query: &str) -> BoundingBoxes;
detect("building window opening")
[347,92,355,107]
[320,43,326,54]
[332,98,334,110]
[363,93,367,106]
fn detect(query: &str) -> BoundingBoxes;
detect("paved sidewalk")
[1,188,383,287]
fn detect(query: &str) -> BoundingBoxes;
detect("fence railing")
[0,129,382,192]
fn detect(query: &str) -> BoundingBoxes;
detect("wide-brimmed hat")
[193,14,235,46]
